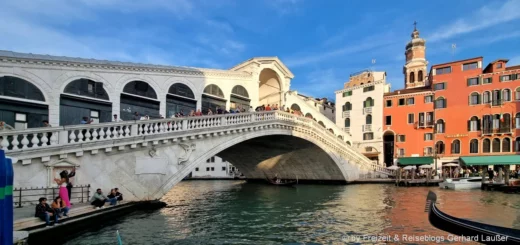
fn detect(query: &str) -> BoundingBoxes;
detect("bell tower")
[403,21,428,89]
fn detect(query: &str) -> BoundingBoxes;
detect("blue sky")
[1,0,519,101]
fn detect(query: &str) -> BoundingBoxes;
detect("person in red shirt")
[265,104,271,111]
[195,109,203,116]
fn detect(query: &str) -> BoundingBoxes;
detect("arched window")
[364,97,374,108]
[492,138,501,152]
[343,102,352,111]
[435,97,446,109]
[346,141,351,146]
[338,135,344,140]
[64,79,110,100]
[305,113,313,119]
[468,116,480,131]
[123,81,157,99]
[418,70,423,82]
[451,140,461,154]
[483,138,491,153]
[482,91,491,103]
[436,119,445,133]
[515,137,520,152]
[345,118,351,127]
[516,113,520,129]
[203,84,225,98]
[409,72,415,83]
[168,83,195,99]
[0,76,46,102]
[470,139,479,153]
[515,87,520,100]
[231,85,249,98]
[435,141,445,154]
[290,103,301,111]
[493,114,500,129]
[318,121,325,128]
[501,113,511,131]
[469,92,480,105]
[502,138,511,152]
[366,114,372,125]
[503,89,511,102]
[328,128,334,134]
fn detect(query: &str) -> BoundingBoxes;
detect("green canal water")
[65,181,520,245]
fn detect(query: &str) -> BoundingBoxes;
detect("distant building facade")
[189,156,242,179]
[297,94,335,122]
[335,70,390,165]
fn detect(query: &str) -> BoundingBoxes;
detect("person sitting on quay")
[51,196,69,218]
[90,188,117,209]
[35,197,60,227]
[108,188,123,203]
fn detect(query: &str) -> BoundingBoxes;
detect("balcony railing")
[342,111,350,118]
[482,127,512,135]
[363,124,372,132]
[418,121,434,128]
[491,99,503,107]
[363,107,372,115]
[343,127,350,134]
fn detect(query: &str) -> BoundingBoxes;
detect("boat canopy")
[397,156,433,165]
[460,155,520,166]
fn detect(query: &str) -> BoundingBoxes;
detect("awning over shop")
[397,157,433,165]
[460,155,520,166]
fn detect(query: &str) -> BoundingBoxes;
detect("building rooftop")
[384,87,432,97]
[506,65,520,71]
[431,56,483,68]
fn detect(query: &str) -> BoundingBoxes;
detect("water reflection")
[65,181,520,245]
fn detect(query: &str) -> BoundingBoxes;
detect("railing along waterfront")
[0,111,389,175]
[13,184,90,207]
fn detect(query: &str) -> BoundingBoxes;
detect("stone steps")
[14,202,129,231]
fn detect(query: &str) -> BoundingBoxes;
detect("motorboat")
[439,177,485,190]
[425,191,520,244]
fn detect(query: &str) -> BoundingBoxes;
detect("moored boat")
[439,177,485,190]
[425,191,520,244]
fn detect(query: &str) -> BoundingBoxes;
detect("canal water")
[65,181,520,245]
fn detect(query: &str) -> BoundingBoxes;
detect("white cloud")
[427,0,520,42]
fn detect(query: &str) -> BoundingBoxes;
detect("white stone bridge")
[1,111,390,201]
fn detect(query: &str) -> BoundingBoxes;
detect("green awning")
[460,156,520,166]
[398,156,433,165]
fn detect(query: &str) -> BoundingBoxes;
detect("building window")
[211,167,215,171]
[483,77,492,84]
[206,167,210,171]
[365,114,372,125]
[409,72,415,83]
[385,115,392,125]
[363,133,374,140]
[497,63,503,68]
[515,137,520,152]
[418,70,424,82]
[344,118,350,127]
[364,97,374,108]
[434,83,446,91]
[407,113,414,124]
[195,167,199,171]
[386,100,392,107]
[207,156,215,163]
[435,97,446,109]
[435,141,445,154]
[516,88,520,100]
[492,90,502,106]
[469,92,480,105]
[436,66,451,75]
[14,113,27,130]
[467,77,479,86]
[482,91,491,103]
[342,102,352,111]
[363,85,375,92]
[424,133,433,141]
[397,135,406,142]
[503,89,511,101]
[407,98,414,105]
[470,139,479,153]
[343,91,353,97]
[424,95,433,103]
[516,113,520,129]
[462,62,478,71]
[436,119,445,133]
[451,140,461,154]
[222,167,226,171]
[492,114,500,130]
[483,139,491,153]
[492,138,500,153]
[424,147,433,155]
[426,112,434,125]
[500,75,512,82]
[468,116,480,131]
[398,148,405,156]
[502,138,511,152]
[398,98,405,106]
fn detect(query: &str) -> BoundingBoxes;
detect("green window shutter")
[444,82,447,90]
[467,78,471,86]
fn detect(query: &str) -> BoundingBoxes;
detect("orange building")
[382,26,435,166]
[382,25,520,168]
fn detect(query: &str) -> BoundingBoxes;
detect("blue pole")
[4,156,13,245]
[0,150,6,244]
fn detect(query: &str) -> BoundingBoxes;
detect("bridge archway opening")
[318,121,325,128]
[0,75,48,129]
[121,81,160,120]
[305,113,313,119]
[166,83,196,117]
[259,68,282,107]
[202,84,226,114]
[215,135,346,181]
[230,85,250,112]
[61,78,112,125]
[383,131,395,167]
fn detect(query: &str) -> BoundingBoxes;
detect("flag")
[116,230,123,245]
[500,112,504,122]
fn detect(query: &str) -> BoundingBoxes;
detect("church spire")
[403,21,428,89]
